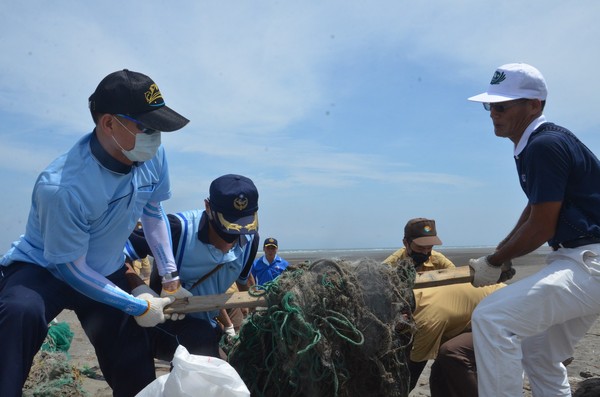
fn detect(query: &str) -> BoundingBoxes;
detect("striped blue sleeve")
[141,202,177,277]
[55,256,148,316]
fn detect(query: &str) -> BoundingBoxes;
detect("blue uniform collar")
[198,211,210,244]
[90,130,133,174]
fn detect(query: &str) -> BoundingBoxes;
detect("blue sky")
[2,1,600,251]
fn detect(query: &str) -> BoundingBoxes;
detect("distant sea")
[275,246,552,266]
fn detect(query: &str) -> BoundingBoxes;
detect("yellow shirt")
[410,282,505,361]
[383,248,503,361]
[383,247,455,271]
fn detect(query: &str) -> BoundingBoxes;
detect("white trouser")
[472,245,600,397]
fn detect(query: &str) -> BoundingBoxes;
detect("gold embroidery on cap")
[244,215,258,232]
[217,212,258,232]
[145,84,163,104]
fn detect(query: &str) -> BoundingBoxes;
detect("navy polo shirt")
[515,122,600,246]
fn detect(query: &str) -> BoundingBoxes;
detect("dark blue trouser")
[0,262,156,397]
[150,315,222,361]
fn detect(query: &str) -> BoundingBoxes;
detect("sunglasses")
[483,99,528,112]
[116,114,159,134]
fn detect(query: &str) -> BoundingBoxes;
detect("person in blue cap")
[251,237,290,285]
[124,174,260,359]
[0,69,189,396]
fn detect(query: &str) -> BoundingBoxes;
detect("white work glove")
[224,324,236,337]
[161,285,193,321]
[469,255,503,287]
[132,284,158,298]
[133,285,175,328]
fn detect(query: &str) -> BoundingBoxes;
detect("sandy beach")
[47,247,600,396]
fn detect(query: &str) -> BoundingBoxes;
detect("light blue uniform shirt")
[1,132,171,315]
[173,210,256,323]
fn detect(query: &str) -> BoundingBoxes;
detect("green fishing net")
[223,258,417,397]
[23,321,87,397]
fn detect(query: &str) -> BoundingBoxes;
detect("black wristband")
[162,271,179,281]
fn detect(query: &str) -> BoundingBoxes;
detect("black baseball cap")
[88,69,189,132]
[209,174,259,235]
[264,237,278,248]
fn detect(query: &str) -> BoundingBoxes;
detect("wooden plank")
[413,266,474,289]
[163,266,474,314]
[164,292,268,314]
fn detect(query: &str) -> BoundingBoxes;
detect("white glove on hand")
[134,293,175,327]
[161,286,193,321]
[224,324,236,337]
[132,284,158,298]
[469,255,502,287]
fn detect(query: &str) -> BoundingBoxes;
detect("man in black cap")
[0,69,189,396]
[251,237,290,285]
[124,174,261,360]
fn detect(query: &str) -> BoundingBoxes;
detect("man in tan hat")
[384,218,456,390]
[383,218,455,272]
[384,218,509,394]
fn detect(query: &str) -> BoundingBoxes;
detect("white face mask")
[112,116,161,162]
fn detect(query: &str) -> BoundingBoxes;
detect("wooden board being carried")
[164,266,474,315]
[413,265,473,289]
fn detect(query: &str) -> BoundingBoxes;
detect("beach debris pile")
[223,258,417,397]
[23,321,87,397]
[574,378,600,397]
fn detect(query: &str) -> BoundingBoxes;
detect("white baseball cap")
[468,63,547,103]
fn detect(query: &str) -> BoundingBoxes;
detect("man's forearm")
[124,262,147,290]
[490,221,551,265]
[496,205,531,251]
[490,202,560,265]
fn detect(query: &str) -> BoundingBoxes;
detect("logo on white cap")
[490,71,506,85]
[468,63,547,103]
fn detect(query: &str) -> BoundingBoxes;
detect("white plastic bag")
[136,345,250,397]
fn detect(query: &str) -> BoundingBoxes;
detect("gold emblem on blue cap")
[233,195,249,211]
[145,84,163,106]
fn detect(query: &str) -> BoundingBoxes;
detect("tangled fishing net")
[23,321,88,397]
[223,258,417,397]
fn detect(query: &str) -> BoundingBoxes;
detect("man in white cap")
[467,63,600,396]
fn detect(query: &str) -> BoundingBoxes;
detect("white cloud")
[2,1,600,249]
